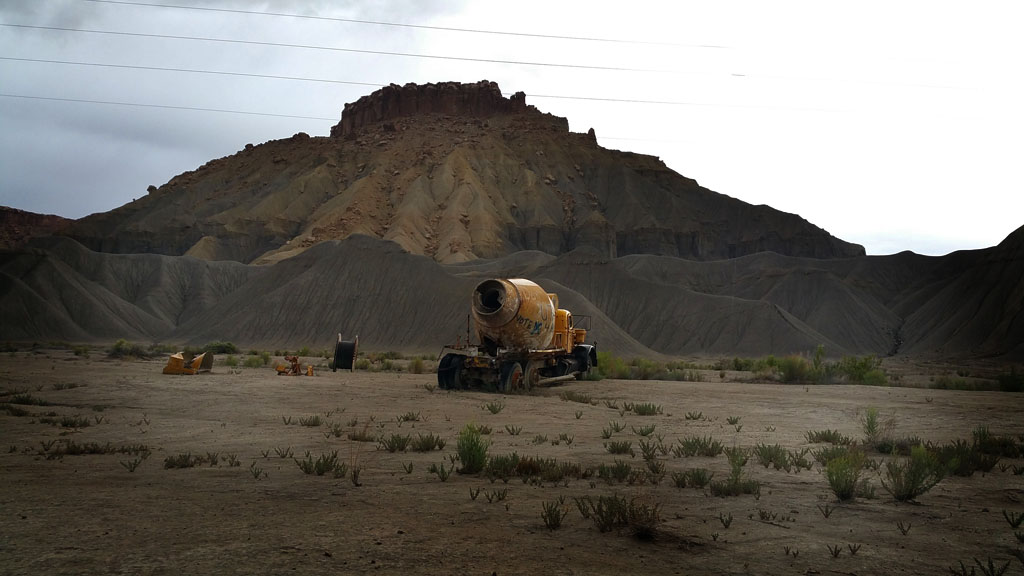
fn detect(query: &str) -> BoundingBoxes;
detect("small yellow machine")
[276,356,314,376]
[438,278,596,392]
[162,351,213,375]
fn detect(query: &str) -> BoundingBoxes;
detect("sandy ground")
[1,351,1023,576]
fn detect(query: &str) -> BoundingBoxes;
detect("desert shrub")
[295,450,347,477]
[731,357,754,371]
[998,368,1023,392]
[164,452,201,469]
[932,439,1000,477]
[298,414,322,427]
[409,357,426,374]
[753,443,790,471]
[882,444,945,502]
[457,423,489,474]
[805,429,854,445]
[411,433,445,452]
[108,339,151,359]
[671,468,713,489]
[632,402,662,416]
[826,450,866,501]
[836,355,883,383]
[355,358,371,370]
[597,460,633,484]
[593,351,629,379]
[673,435,724,457]
[243,356,263,368]
[9,393,50,406]
[224,355,238,367]
[575,494,661,538]
[751,355,778,379]
[972,426,1020,457]
[203,341,238,354]
[812,444,853,465]
[605,441,634,456]
[541,499,569,530]
[710,448,760,497]
[379,434,411,453]
[296,346,312,357]
[627,357,659,380]
[860,407,882,444]
[875,435,924,455]
[861,369,888,386]
[485,452,520,482]
[778,355,813,383]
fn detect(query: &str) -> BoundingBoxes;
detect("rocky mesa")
[63,80,864,265]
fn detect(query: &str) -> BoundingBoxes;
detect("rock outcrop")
[332,80,531,138]
[0,206,71,250]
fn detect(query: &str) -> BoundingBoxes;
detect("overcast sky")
[1,0,1021,256]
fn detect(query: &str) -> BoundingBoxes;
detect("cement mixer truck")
[437,278,597,392]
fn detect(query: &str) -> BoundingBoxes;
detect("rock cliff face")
[331,81,530,138]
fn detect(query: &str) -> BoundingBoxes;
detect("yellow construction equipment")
[437,278,596,392]
[162,351,213,375]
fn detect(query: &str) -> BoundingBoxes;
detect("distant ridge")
[2,228,1021,361]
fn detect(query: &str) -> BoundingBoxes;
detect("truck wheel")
[523,359,544,390]
[499,362,525,394]
[437,354,464,390]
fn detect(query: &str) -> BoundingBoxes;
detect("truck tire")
[437,354,464,390]
[523,359,544,390]
[499,362,525,394]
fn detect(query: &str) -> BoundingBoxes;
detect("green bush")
[595,351,631,379]
[243,356,263,368]
[224,355,238,367]
[456,424,489,474]
[778,355,813,383]
[710,449,760,498]
[753,443,790,471]
[862,369,888,386]
[836,355,882,383]
[933,439,1000,477]
[825,450,866,501]
[882,445,945,502]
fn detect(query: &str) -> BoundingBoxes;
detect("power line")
[0,56,838,113]
[0,93,335,121]
[81,0,728,49]
[2,24,966,92]
[0,23,680,74]
[0,56,382,88]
